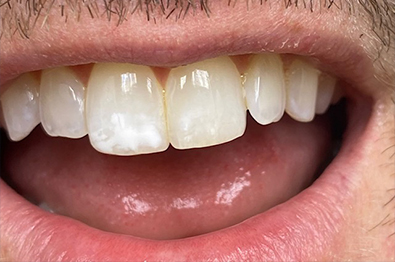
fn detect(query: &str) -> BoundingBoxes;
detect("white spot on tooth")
[86,63,169,156]
[90,113,163,153]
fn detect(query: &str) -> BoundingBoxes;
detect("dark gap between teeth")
[0,102,346,240]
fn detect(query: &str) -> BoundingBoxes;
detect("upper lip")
[0,1,379,97]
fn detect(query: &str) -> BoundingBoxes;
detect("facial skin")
[0,0,394,261]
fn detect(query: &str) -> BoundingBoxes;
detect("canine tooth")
[315,74,336,114]
[285,59,320,122]
[244,54,285,125]
[40,67,87,138]
[166,56,246,149]
[0,74,40,141]
[86,63,169,156]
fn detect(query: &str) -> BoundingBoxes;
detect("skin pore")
[0,0,394,261]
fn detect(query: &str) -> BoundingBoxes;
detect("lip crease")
[0,1,379,261]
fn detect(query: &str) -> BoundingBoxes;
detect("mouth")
[0,1,392,261]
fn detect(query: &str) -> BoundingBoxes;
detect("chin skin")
[339,95,394,261]
[365,102,395,261]
[309,93,394,261]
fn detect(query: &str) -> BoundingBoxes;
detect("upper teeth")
[0,54,337,156]
[86,63,169,155]
[244,54,286,125]
[40,67,88,138]
[166,56,246,149]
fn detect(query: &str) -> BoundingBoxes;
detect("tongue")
[2,115,331,240]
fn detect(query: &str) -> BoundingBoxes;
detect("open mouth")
[0,0,394,261]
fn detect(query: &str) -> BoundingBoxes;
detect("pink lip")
[0,1,379,260]
[0,96,372,261]
[0,1,373,90]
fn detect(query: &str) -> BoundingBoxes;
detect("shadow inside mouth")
[0,101,347,240]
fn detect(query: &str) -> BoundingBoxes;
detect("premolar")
[316,74,336,114]
[86,63,169,156]
[40,67,87,138]
[165,56,247,149]
[0,54,339,155]
[1,73,40,141]
[285,60,320,122]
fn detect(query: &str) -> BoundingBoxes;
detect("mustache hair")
[1,0,211,29]
[0,0,394,49]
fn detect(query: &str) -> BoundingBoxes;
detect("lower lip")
[0,170,347,261]
[0,99,369,261]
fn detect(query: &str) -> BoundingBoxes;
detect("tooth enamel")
[244,54,286,125]
[315,74,336,114]
[39,202,54,213]
[86,63,169,156]
[166,56,246,149]
[285,59,320,122]
[331,85,344,105]
[1,54,331,152]
[39,67,88,138]
[0,74,40,141]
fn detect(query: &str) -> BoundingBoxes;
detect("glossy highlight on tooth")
[166,56,246,149]
[0,73,40,141]
[0,54,340,156]
[86,63,169,156]
[40,67,87,139]
[244,54,286,125]
[285,60,320,122]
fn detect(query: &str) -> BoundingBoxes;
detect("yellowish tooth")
[331,85,344,105]
[244,54,286,125]
[40,67,87,138]
[86,63,169,156]
[0,74,40,141]
[1,54,333,156]
[316,74,336,114]
[166,56,246,149]
[285,59,320,122]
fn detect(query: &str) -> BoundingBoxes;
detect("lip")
[0,1,378,93]
[0,94,372,261]
[0,1,387,260]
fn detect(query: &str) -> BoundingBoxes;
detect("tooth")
[331,85,344,105]
[39,67,87,138]
[315,74,336,114]
[39,202,54,213]
[285,59,320,122]
[0,74,40,141]
[244,54,285,125]
[86,63,169,156]
[166,56,246,149]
